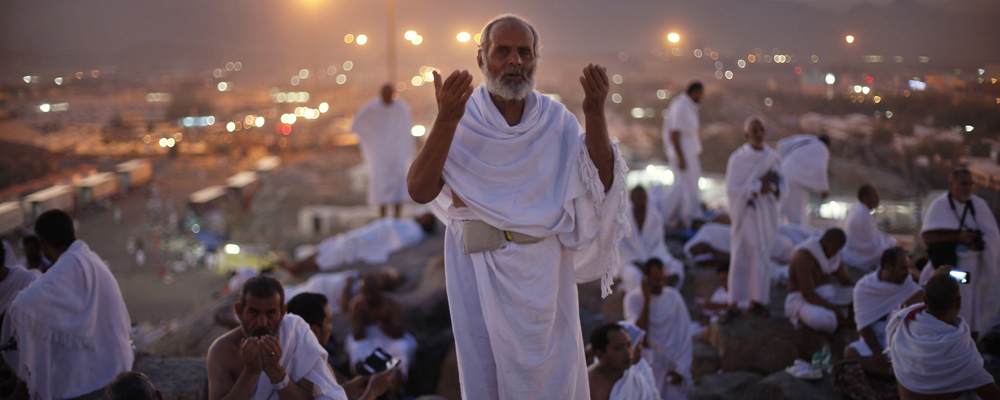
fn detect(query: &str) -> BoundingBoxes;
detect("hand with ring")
[260,335,286,384]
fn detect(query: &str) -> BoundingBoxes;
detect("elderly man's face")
[478,20,537,101]
[746,120,766,150]
[950,172,974,203]
[236,293,285,338]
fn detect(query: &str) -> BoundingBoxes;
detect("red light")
[326,143,336,152]
[866,76,874,84]
[275,123,283,133]
[282,125,291,135]
[794,67,802,75]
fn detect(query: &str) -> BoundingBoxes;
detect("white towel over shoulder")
[852,270,919,330]
[250,315,347,400]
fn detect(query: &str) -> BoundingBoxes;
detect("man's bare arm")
[580,64,614,192]
[834,264,854,286]
[407,70,474,204]
[670,131,686,170]
[382,300,406,339]
[859,325,883,354]
[790,253,840,311]
[208,338,263,400]
[922,229,972,246]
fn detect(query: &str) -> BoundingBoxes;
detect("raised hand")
[579,64,609,116]
[240,337,264,375]
[433,70,474,125]
[259,335,285,383]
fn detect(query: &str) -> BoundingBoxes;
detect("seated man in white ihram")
[2,210,133,400]
[618,186,684,293]
[282,214,436,274]
[624,260,692,399]
[919,168,1000,340]
[776,133,829,225]
[352,84,416,219]
[841,184,899,271]
[586,322,661,400]
[726,116,785,316]
[886,273,1000,400]
[784,229,854,335]
[407,15,628,399]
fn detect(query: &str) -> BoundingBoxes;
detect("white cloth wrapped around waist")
[785,283,836,327]
[886,303,995,395]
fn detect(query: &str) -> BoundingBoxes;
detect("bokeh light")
[411,125,426,137]
[667,33,680,43]
[356,35,368,45]
[846,35,855,44]
[457,32,471,42]
[345,34,355,43]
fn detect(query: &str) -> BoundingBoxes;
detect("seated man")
[683,221,811,266]
[207,276,348,400]
[0,243,40,318]
[18,236,51,272]
[784,228,854,335]
[283,214,436,274]
[286,293,396,400]
[698,265,746,320]
[106,372,162,400]
[2,210,133,400]
[841,185,899,271]
[587,322,660,400]
[887,274,1000,400]
[618,187,684,293]
[624,259,692,399]
[345,276,416,381]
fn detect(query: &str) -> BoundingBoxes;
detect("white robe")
[841,202,898,271]
[618,201,684,293]
[848,270,919,356]
[921,193,1000,333]
[249,315,348,400]
[428,86,629,400]
[314,217,425,271]
[624,287,692,400]
[783,238,846,333]
[886,303,995,395]
[776,135,829,225]
[725,144,784,305]
[661,93,703,225]
[346,324,418,378]
[3,240,18,269]
[1,241,133,400]
[0,265,40,316]
[610,358,662,400]
[351,98,415,206]
[683,222,812,265]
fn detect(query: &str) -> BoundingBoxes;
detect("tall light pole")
[386,0,397,84]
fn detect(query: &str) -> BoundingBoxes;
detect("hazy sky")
[2,0,998,76]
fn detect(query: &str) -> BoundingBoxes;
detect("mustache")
[500,66,527,78]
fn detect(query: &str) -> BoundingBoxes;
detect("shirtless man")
[786,229,854,334]
[207,276,348,400]
[587,323,633,400]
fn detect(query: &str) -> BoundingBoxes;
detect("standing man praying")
[407,14,629,400]
[352,84,415,218]
[660,82,704,228]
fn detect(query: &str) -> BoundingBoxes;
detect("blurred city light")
[404,30,417,40]
[474,33,482,43]
[725,71,734,79]
[854,85,862,93]
[738,60,746,68]
[291,76,300,86]
[299,69,309,79]
[255,117,265,127]
[39,103,51,112]
[224,244,241,255]
[357,35,368,45]
[226,62,234,71]
[336,74,347,84]
[411,35,423,45]
[657,90,667,99]
[846,35,855,44]
[966,125,974,132]
[319,102,329,113]
[411,125,426,137]
[764,98,773,106]
[227,122,236,132]
[693,49,703,58]
[811,55,819,63]
[631,108,644,118]
[862,86,870,94]
[612,74,623,84]
[825,73,836,85]
[886,111,893,118]
[343,61,353,71]
[159,138,167,147]
[412,76,424,86]
[667,32,680,43]
[234,62,242,71]
[457,32,471,42]
[217,82,229,91]
[55,77,63,85]
[345,34,354,44]
[612,93,622,103]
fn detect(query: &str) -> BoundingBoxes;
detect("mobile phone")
[359,348,400,375]
[949,270,970,284]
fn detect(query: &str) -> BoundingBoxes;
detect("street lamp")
[457,32,471,43]
[846,35,855,44]
[667,32,680,43]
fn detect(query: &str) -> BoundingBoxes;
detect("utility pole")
[386,0,397,84]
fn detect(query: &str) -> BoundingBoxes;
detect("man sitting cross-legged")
[207,275,348,400]
[784,228,855,336]
[887,273,1000,400]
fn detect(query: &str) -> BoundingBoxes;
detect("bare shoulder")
[208,328,242,369]
[789,250,817,271]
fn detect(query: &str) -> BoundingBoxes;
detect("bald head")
[925,273,961,315]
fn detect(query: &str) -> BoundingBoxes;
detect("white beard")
[482,62,536,101]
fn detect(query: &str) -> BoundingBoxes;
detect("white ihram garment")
[345,325,418,378]
[847,270,920,356]
[314,218,424,271]
[2,240,17,269]
[248,315,348,400]
[0,265,39,315]
[783,238,845,334]
[1,241,133,400]
[352,98,415,206]
[428,86,629,400]
[683,222,811,265]
[886,303,995,395]
[776,135,829,225]
[618,202,684,293]
[842,202,898,271]
[624,287,692,400]
[921,193,1000,333]
[726,144,784,306]
[662,93,703,225]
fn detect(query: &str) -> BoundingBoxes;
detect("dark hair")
[106,371,157,400]
[880,247,908,270]
[857,184,876,202]
[925,273,960,313]
[287,293,329,328]
[0,242,5,267]
[643,258,665,276]
[686,82,704,95]
[951,168,972,180]
[590,322,625,353]
[35,209,76,249]
[479,14,540,59]
[818,134,831,146]
[239,275,285,307]
[821,228,846,244]
[22,235,40,247]
[716,264,730,275]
